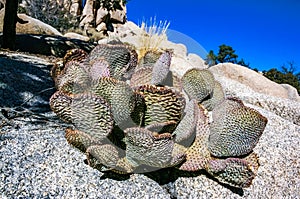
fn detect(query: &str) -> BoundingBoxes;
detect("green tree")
[237,58,250,68]
[205,44,250,68]
[281,61,297,74]
[296,72,300,82]
[216,44,238,63]
[205,50,217,66]
[263,62,300,94]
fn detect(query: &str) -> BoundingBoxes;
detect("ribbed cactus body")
[208,98,267,157]
[49,43,267,188]
[182,69,215,102]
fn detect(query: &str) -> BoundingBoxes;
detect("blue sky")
[126,0,300,72]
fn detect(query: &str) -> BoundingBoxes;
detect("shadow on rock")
[96,166,244,196]
[0,34,97,57]
[0,53,55,112]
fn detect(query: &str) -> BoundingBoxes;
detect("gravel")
[1,52,299,198]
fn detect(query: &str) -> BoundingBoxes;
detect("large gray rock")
[63,32,90,42]
[69,0,81,16]
[0,10,62,36]
[80,0,94,29]
[211,74,300,126]
[110,4,126,23]
[209,63,300,101]
[281,83,300,101]
[80,0,126,31]
[95,8,109,26]
[208,63,300,125]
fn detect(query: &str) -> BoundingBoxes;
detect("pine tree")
[205,50,217,67]
[205,44,250,68]
[216,44,238,63]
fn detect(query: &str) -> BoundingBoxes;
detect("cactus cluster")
[49,42,267,188]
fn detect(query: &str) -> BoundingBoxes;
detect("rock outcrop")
[63,32,90,42]
[209,63,300,125]
[209,63,300,101]
[0,10,62,36]
[79,0,126,34]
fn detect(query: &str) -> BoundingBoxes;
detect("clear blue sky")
[126,0,300,71]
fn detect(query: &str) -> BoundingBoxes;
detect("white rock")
[63,32,90,42]
[69,2,80,16]
[95,8,108,26]
[281,84,300,102]
[110,5,126,23]
[209,63,300,101]
[96,22,107,32]
[187,53,207,69]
